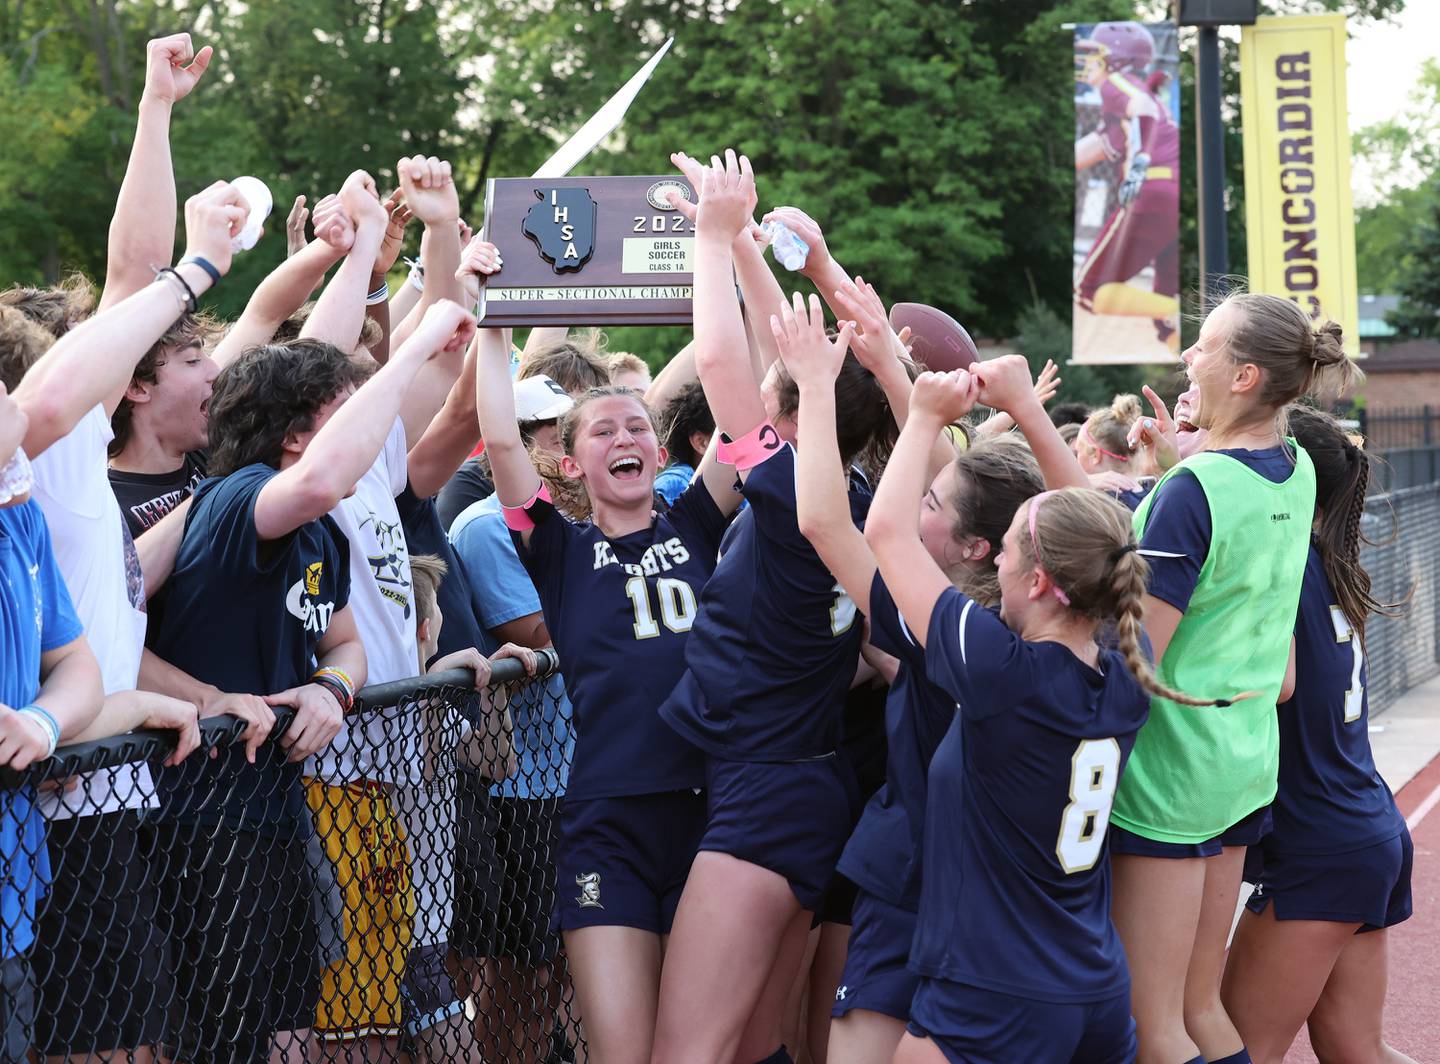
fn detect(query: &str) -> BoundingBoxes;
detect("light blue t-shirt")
[653,462,696,508]
[449,495,573,799]
[1,499,83,957]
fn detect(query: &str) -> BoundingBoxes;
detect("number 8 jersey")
[912,587,1150,1003]
[514,482,730,800]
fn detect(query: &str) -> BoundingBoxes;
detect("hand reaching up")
[404,299,476,361]
[831,277,902,372]
[973,355,1039,416]
[911,369,980,426]
[374,190,413,277]
[455,237,502,305]
[771,292,853,388]
[143,33,212,105]
[399,155,460,227]
[760,206,832,279]
[339,170,388,237]
[695,149,755,244]
[310,194,354,253]
[180,181,250,277]
[285,195,310,257]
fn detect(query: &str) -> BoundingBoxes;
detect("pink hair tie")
[1081,421,1130,463]
[1027,491,1072,607]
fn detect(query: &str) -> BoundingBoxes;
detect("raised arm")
[300,171,388,350]
[761,205,850,311]
[18,182,246,457]
[644,340,697,412]
[363,189,412,365]
[974,355,1088,490]
[253,300,476,541]
[865,371,981,644]
[778,293,876,616]
[211,234,347,371]
[392,159,468,448]
[472,326,543,545]
[98,33,212,313]
[690,150,769,458]
[830,276,956,479]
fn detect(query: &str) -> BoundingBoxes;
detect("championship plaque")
[477,174,697,327]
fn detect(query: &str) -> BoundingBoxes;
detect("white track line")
[1405,779,1440,832]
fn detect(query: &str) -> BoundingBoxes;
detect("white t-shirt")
[310,418,421,785]
[29,405,153,817]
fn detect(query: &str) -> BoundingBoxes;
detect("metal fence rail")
[0,653,583,1063]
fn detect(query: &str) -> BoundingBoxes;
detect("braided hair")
[1285,405,1404,643]
[1019,488,1233,707]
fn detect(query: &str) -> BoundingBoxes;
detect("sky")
[1345,4,1438,204]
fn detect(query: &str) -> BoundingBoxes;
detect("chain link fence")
[1361,482,1440,716]
[0,653,587,1063]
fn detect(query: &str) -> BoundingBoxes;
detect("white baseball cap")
[514,375,574,423]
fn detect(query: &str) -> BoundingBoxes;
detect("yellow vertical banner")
[1240,14,1360,356]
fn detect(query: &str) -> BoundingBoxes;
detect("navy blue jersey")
[154,464,351,835]
[658,445,869,761]
[514,480,728,799]
[911,588,1148,1003]
[395,483,487,664]
[1140,445,1297,611]
[838,571,956,911]
[1270,547,1404,855]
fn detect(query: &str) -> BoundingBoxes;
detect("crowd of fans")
[0,30,1419,1064]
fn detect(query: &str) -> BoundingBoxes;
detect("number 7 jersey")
[513,481,730,800]
[912,587,1150,1003]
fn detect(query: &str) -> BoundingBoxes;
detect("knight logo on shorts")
[575,872,604,908]
[523,187,598,274]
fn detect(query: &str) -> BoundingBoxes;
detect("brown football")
[888,302,980,373]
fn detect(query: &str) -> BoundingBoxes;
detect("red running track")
[1285,752,1440,1063]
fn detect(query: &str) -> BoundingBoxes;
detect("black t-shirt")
[108,451,209,539]
[152,463,351,836]
[436,457,495,534]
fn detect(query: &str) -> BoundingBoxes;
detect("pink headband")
[1027,492,1072,607]
[1081,421,1129,463]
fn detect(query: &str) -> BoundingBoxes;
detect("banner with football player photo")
[1072,21,1182,365]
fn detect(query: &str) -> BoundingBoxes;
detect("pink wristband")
[502,483,552,531]
[716,422,784,472]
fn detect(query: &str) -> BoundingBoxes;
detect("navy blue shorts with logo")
[553,789,706,935]
[908,978,1135,1064]
[832,889,918,1021]
[699,755,856,912]
[1110,804,1273,859]
[1245,828,1413,932]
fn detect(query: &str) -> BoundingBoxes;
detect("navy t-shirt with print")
[659,444,869,762]
[1269,546,1405,855]
[838,571,957,911]
[514,481,728,800]
[153,464,350,836]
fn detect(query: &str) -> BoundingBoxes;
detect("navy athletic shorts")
[908,978,1135,1064]
[1110,804,1273,859]
[698,755,855,912]
[553,789,706,935]
[832,889,918,1022]
[1245,828,1413,932]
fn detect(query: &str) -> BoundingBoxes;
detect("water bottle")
[761,220,810,271]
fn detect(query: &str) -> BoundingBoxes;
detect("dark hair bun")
[1311,321,1346,366]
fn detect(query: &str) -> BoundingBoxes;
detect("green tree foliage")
[0,0,1413,375]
